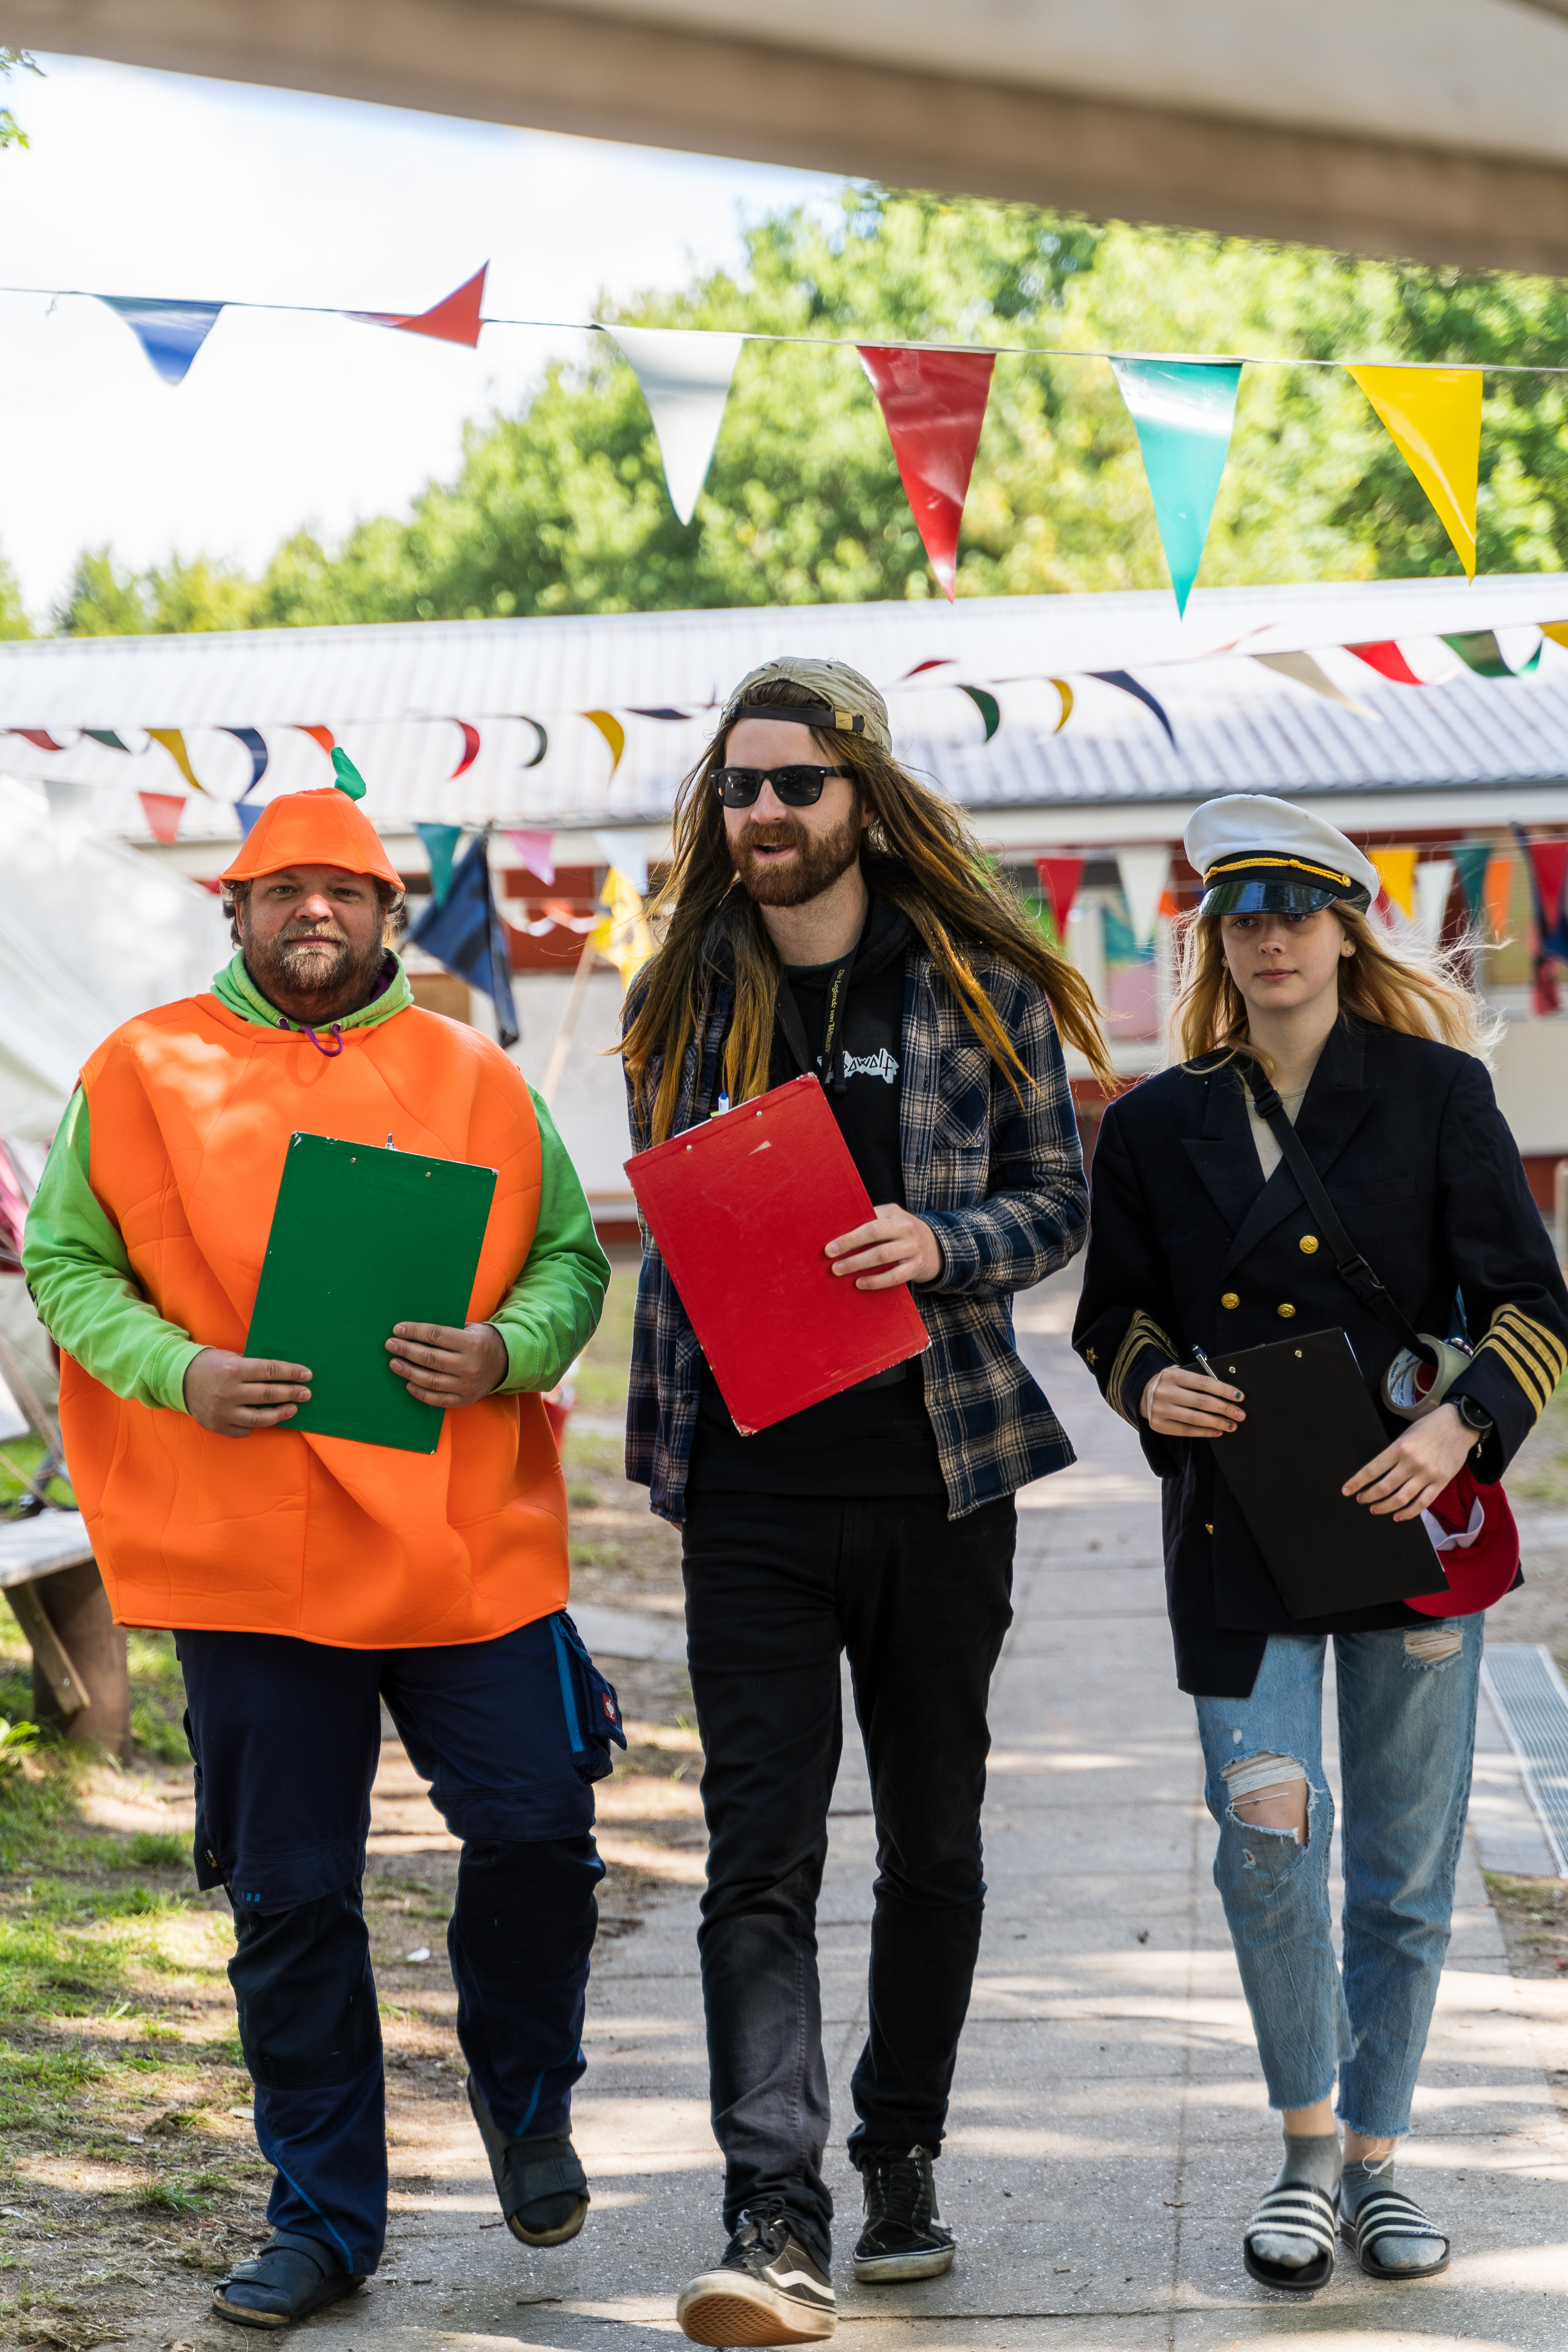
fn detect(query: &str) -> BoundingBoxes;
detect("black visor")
[1199,853,1371,919]
[1201,879,1344,916]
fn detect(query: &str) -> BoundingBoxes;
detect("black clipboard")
[1208,1327,1449,1618]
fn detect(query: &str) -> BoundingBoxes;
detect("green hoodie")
[22,953,610,1413]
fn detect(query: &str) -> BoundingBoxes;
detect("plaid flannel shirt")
[623,930,1088,1522]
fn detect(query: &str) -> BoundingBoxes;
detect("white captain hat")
[1185,794,1378,918]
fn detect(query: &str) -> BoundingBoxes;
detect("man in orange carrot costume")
[23,765,613,2331]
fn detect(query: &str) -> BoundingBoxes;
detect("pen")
[1191,1344,1218,1380]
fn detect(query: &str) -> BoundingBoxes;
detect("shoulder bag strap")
[1238,1059,1434,1366]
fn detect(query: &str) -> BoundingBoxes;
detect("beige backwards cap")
[721,657,892,754]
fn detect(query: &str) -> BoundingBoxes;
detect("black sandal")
[1242,2183,1337,2293]
[468,2075,590,2246]
[1341,2186,1450,2279]
[212,2231,364,2330]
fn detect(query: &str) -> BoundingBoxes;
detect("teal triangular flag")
[1452,841,1492,916]
[1112,358,1242,616]
[1442,629,1542,679]
[416,821,464,907]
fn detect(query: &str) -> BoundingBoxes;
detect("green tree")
[0,50,42,151]
[57,187,1568,630]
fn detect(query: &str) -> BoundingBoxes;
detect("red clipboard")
[625,1074,931,1434]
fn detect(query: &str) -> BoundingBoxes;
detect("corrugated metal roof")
[2,572,1567,847]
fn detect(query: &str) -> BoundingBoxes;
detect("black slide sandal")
[1341,2187,1450,2280]
[1242,2183,1338,2293]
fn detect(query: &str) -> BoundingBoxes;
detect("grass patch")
[0,1433,74,1513]
[1511,1376,1568,1506]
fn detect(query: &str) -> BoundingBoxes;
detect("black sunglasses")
[713,764,851,809]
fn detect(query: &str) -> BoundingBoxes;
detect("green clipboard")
[244,1132,498,1454]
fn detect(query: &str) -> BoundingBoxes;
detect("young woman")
[1074,795,1568,2293]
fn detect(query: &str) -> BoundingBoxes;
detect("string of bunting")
[0,263,1551,610]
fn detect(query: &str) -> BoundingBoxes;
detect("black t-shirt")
[687,894,946,1497]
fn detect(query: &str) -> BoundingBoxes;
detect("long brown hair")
[1169,902,1495,1070]
[620,675,1114,1144]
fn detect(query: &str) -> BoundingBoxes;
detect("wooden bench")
[0,1511,96,1719]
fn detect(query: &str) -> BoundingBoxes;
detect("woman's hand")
[825,1206,942,1290]
[386,1321,508,1408]
[1343,1401,1473,1521]
[1142,1366,1246,1437]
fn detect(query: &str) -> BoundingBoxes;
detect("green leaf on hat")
[331,747,367,801]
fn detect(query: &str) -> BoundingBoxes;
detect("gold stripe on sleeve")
[1477,1327,1549,1419]
[1496,1306,1567,1390]
[1107,1310,1177,1429]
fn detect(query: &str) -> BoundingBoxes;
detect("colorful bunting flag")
[221,726,269,793]
[956,685,1001,742]
[1452,841,1491,921]
[1034,855,1084,937]
[610,326,745,525]
[1117,845,1172,948]
[584,710,626,778]
[1542,623,1568,652]
[1111,358,1241,617]
[349,264,488,349]
[595,831,650,896]
[8,728,68,751]
[1414,858,1455,949]
[138,791,185,845]
[100,296,223,385]
[43,780,98,841]
[858,346,996,601]
[1516,828,1568,959]
[1345,640,1425,686]
[447,721,481,780]
[589,868,655,992]
[506,830,556,886]
[145,727,203,793]
[1251,651,1378,719]
[1442,629,1541,678]
[1090,670,1177,747]
[514,718,548,770]
[1484,850,1515,944]
[1347,365,1481,579]
[416,822,464,906]
[409,834,518,1047]
[235,800,265,840]
[81,729,134,753]
[627,707,692,721]
[1049,679,1073,733]
[902,659,955,679]
[1370,846,1417,919]
[293,725,336,763]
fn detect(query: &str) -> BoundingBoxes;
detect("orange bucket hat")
[219,756,403,889]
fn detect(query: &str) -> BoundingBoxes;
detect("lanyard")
[775,945,857,1093]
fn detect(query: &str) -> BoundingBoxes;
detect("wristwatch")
[1454,1393,1495,1441]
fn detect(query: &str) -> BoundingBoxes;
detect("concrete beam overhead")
[10,0,1568,273]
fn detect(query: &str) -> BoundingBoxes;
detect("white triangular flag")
[608,326,745,525]
[1250,651,1381,721]
[43,779,101,855]
[595,830,649,897]
[1415,858,1455,950]
[1117,845,1171,949]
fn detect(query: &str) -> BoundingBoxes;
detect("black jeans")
[682,1489,1016,2265]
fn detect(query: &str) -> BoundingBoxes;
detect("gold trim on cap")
[1203,854,1355,888]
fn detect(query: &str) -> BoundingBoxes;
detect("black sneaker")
[852,2145,956,2283]
[676,2210,836,2346]
[212,2232,364,2330]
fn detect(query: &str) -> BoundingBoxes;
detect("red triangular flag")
[349,265,487,349]
[1525,839,1568,929]
[1345,640,1424,686]
[138,791,185,844]
[858,347,995,600]
[1035,855,1084,937]
[448,721,481,779]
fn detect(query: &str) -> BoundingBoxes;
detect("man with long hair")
[620,659,1112,2344]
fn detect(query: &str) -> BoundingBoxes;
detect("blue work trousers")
[1193,1616,1483,2138]
[178,1615,616,2277]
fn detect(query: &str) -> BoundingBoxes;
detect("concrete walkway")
[353,1281,1568,2351]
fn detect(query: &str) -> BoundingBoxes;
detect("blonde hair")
[620,675,1114,1145]
[1169,903,1495,1072]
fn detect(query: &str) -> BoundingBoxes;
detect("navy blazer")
[1073,1017,1568,1698]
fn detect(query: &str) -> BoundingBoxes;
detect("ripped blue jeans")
[1193,1615,1483,2138]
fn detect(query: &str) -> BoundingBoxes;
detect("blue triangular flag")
[222,727,269,794]
[415,821,464,908]
[235,799,265,838]
[100,296,224,386]
[1111,358,1241,616]
[1090,669,1178,747]
[409,836,519,1048]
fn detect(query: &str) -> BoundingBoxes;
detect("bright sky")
[0,54,841,620]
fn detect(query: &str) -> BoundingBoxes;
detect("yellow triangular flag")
[145,726,204,794]
[583,709,625,778]
[1347,366,1481,579]
[1540,621,1568,650]
[1370,846,1417,917]
[589,867,654,990]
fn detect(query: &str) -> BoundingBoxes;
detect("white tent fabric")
[0,774,229,1141]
